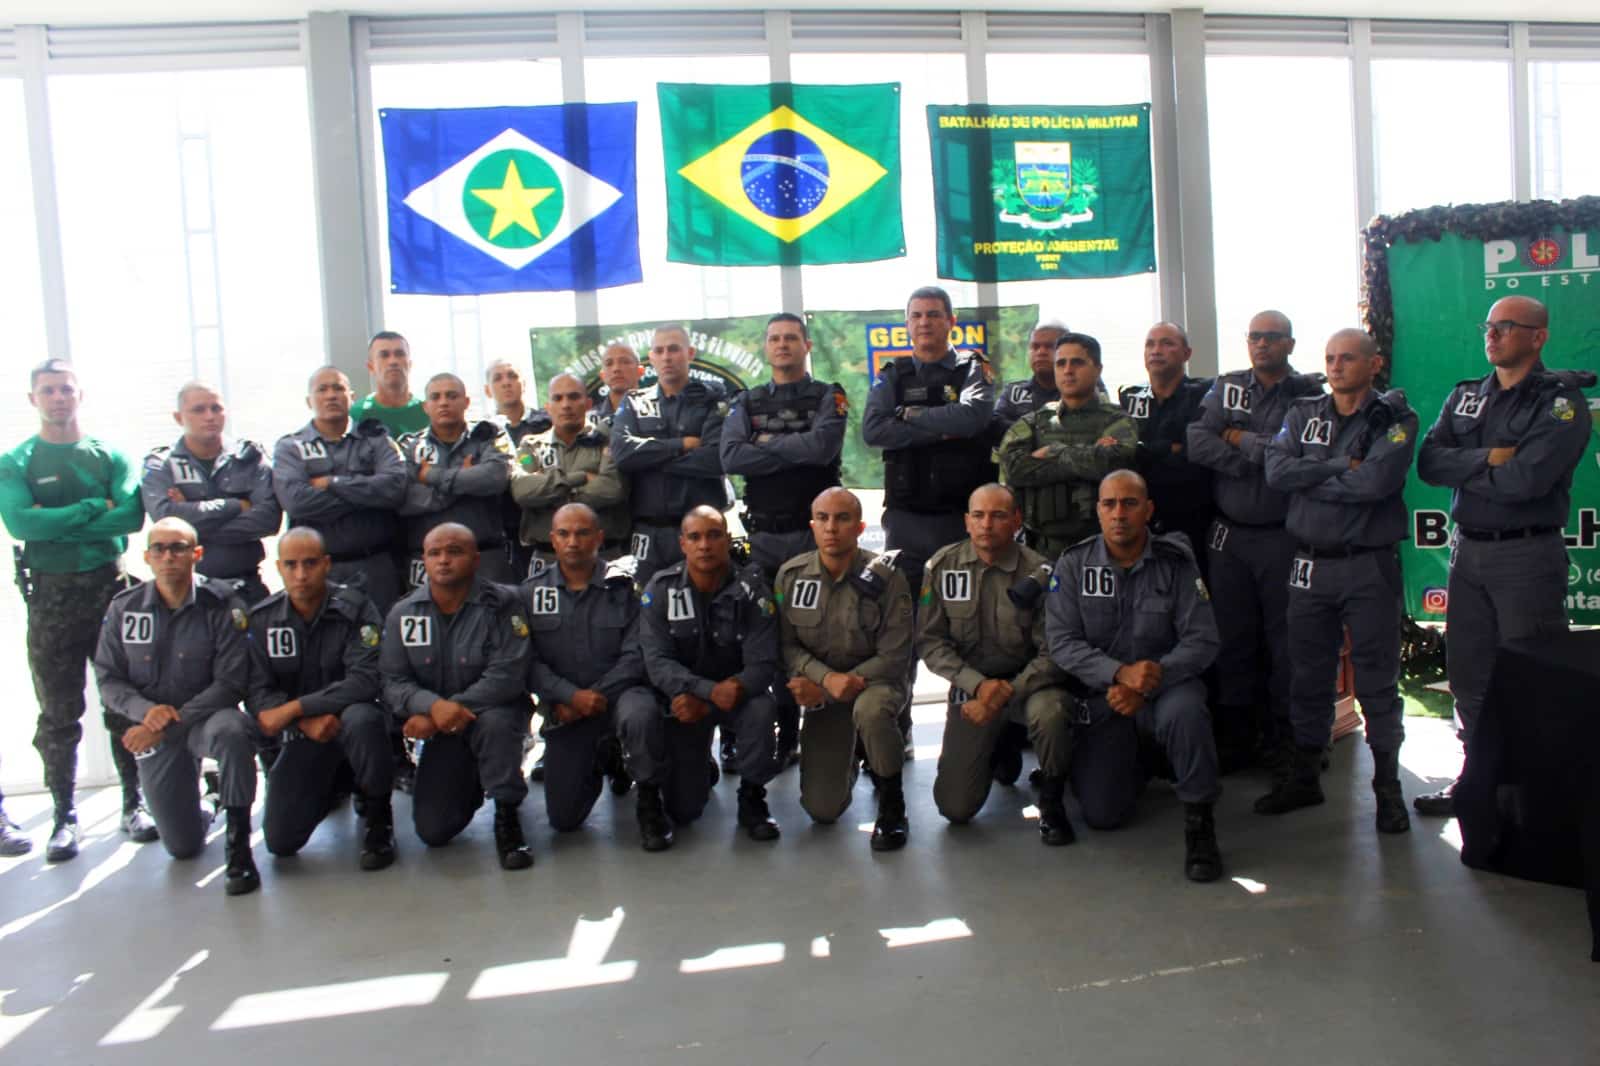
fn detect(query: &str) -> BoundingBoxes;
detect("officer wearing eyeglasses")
[1415,296,1595,816]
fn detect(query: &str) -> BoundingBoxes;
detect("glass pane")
[1208,55,1359,375]
[1531,61,1600,201]
[585,55,780,326]
[50,67,325,455]
[371,60,575,400]
[984,52,1159,391]
[1372,59,1513,217]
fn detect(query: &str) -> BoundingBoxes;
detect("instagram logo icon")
[1421,587,1448,614]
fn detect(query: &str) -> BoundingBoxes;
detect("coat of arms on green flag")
[658,82,904,267]
[927,104,1155,283]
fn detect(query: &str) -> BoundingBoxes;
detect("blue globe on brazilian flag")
[659,83,903,266]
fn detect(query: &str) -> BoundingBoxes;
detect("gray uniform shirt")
[524,558,646,706]
[774,548,913,684]
[94,575,251,726]
[1045,533,1219,696]
[379,578,532,719]
[917,539,1065,700]
[272,419,407,559]
[397,419,519,550]
[1417,364,1594,531]
[639,562,777,700]
[141,438,282,582]
[1264,389,1419,550]
[610,382,728,522]
[510,423,629,546]
[1187,368,1325,525]
[245,582,383,717]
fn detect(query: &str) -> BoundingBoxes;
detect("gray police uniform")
[635,561,779,824]
[524,557,652,831]
[93,576,255,859]
[142,438,282,605]
[720,377,847,576]
[246,582,391,856]
[861,350,995,592]
[1418,363,1595,738]
[398,420,522,589]
[592,390,629,428]
[272,418,407,613]
[1265,389,1418,754]
[380,578,533,846]
[1046,533,1221,829]
[918,540,1073,823]
[610,381,729,587]
[775,548,912,822]
[992,377,1060,438]
[511,422,630,565]
[1119,378,1214,568]
[1186,367,1324,734]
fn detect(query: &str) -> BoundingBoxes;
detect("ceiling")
[7,0,1600,28]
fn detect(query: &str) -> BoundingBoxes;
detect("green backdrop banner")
[1387,229,1600,624]
[528,304,1039,490]
[926,103,1155,283]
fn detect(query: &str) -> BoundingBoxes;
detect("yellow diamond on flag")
[676,106,888,243]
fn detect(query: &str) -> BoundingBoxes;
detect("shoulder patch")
[1386,423,1409,444]
[833,387,849,417]
[231,607,249,631]
[510,613,530,638]
[360,624,380,648]
[1552,395,1576,422]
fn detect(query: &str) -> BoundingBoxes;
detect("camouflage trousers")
[26,565,140,810]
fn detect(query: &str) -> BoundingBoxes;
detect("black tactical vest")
[741,380,842,531]
[883,356,996,513]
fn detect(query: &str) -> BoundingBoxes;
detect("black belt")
[1297,544,1387,559]
[1217,513,1285,531]
[1458,525,1560,542]
[741,511,809,535]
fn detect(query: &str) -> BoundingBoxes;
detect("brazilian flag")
[658,82,903,267]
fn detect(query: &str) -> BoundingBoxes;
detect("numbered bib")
[529,586,560,615]
[1289,557,1314,590]
[1208,521,1229,552]
[790,578,821,611]
[631,395,660,419]
[940,569,973,602]
[297,438,328,461]
[266,627,298,658]
[170,457,203,485]
[1221,382,1251,413]
[1080,566,1116,597]
[1125,394,1151,420]
[400,615,434,647]
[408,558,427,588]
[1454,393,1486,419]
[1300,418,1334,446]
[630,532,650,560]
[666,587,695,622]
[121,612,155,644]
[1008,384,1030,405]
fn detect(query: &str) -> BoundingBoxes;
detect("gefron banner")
[926,103,1155,283]
[1386,226,1600,624]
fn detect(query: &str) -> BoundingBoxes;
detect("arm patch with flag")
[381,103,641,294]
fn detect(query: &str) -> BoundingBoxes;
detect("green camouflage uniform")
[997,400,1136,558]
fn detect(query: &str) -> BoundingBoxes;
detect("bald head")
[552,501,599,529]
[1100,468,1149,499]
[1327,328,1377,357]
[148,516,198,546]
[812,486,862,523]
[424,522,476,552]
[1324,328,1383,397]
[680,505,727,535]
[1493,295,1548,328]
[277,526,327,555]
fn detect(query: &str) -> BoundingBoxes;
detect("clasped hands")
[1108,660,1163,716]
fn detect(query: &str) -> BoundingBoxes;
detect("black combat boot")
[736,782,780,842]
[45,788,79,864]
[870,773,909,852]
[1036,775,1076,847]
[223,807,260,896]
[1371,749,1411,835]
[1252,744,1325,815]
[719,730,738,775]
[360,795,397,871]
[636,783,674,852]
[598,734,633,797]
[493,801,533,870]
[1412,777,1457,817]
[1183,803,1223,882]
[990,723,1024,787]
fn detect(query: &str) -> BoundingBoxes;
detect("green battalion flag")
[927,103,1155,283]
[658,82,903,267]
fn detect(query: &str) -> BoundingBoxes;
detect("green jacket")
[0,436,144,573]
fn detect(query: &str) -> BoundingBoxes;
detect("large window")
[1372,59,1513,216]
[49,67,324,457]
[985,52,1158,392]
[371,60,574,398]
[585,54,780,328]
[1531,61,1600,202]
[1207,55,1359,374]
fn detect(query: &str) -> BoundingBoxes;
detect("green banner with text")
[927,103,1155,283]
[1388,229,1600,624]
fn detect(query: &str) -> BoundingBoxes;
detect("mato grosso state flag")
[380,104,641,294]
[658,83,903,266]
[927,103,1155,283]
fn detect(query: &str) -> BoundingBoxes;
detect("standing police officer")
[397,373,522,588]
[1416,295,1594,816]
[1259,329,1417,834]
[775,488,914,850]
[0,359,152,862]
[920,485,1075,845]
[611,325,729,587]
[94,518,259,894]
[523,503,645,834]
[1119,323,1214,566]
[1187,311,1324,767]
[992,321,1068,436]
[143,382,281,605]
[593,342,643,426]
[247,527,396,869]
[273,366,408,613]
[485,359,551,580]
[635,507,780,845]
[1046,471,1223,882]
[998,332,1136,558]
[512,372,629,566]
[382,523,535,870]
